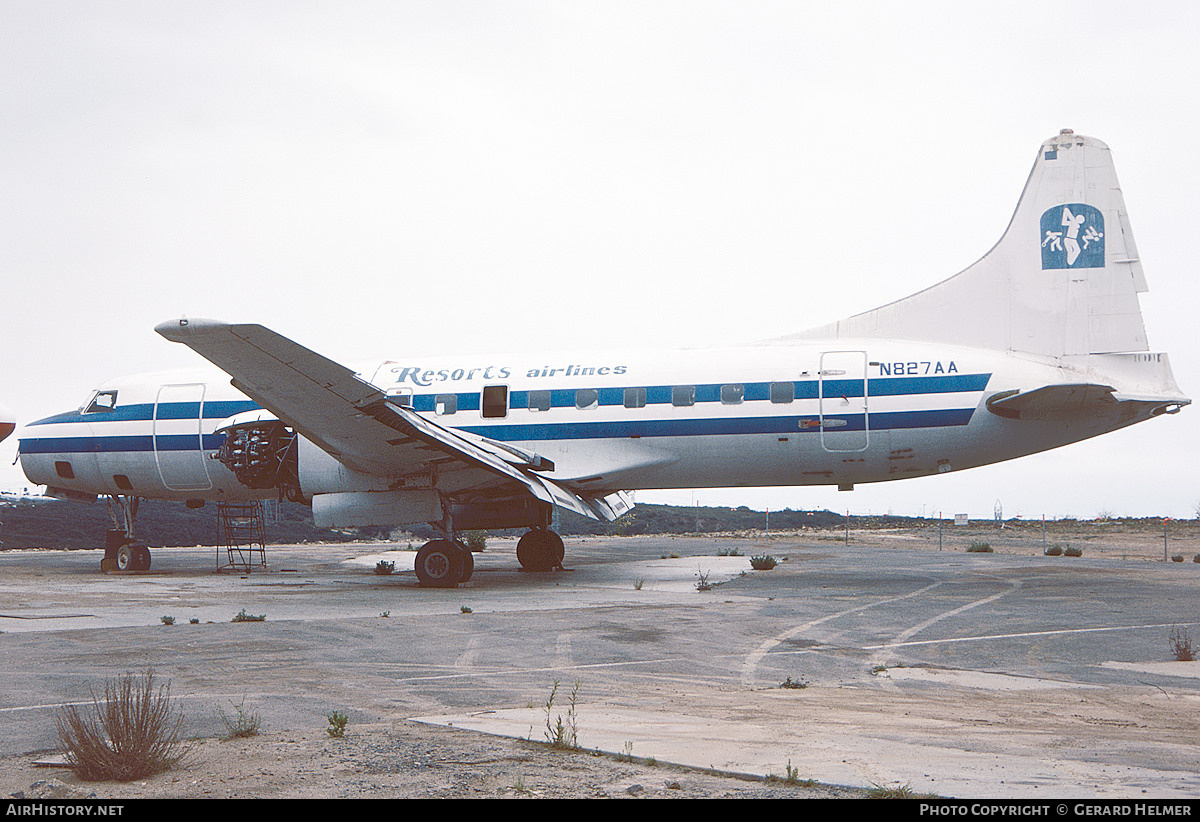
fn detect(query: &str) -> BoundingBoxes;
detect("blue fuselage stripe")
[21,375,990,454]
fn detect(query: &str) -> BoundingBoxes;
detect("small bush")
[1193,555,1200,564]
[55,671,186,782]
[542,680,580,750]
[160,616,175,626]
[750,555,777,570]
[780,677,808,689]
[327,711,348,738]
[1172,555,1185,563]
[219,698,262,740]
[1045,545,1064,556]
[374,560,394,575]
[966,542,993,553]
[1063,546,1082,557]
[463,531,487,551]
[232,609,265,622]
[1170,627,1195,662]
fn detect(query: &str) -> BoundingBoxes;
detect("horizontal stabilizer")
[987,383,1186,421]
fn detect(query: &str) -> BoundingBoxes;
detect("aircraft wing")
[154,318,630,521]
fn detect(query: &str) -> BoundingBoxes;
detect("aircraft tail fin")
[792,130,1150,357]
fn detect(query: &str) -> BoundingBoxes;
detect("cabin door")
[154,383,212,491]
[819,351,869,452]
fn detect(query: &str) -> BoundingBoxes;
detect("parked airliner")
[17,130,1188,584]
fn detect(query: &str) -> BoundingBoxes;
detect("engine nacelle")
[311,489,443,529]
[213,410,302,500]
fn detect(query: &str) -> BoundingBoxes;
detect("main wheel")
[115,543,135,572]
[415,540,465,588]
[134,545,151,571]
[517,529,564,572]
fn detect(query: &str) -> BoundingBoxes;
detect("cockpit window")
[85,390,118,413]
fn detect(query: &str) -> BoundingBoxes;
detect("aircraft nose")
[0,401,14,443]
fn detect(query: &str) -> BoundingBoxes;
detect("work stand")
[216,501,267,572]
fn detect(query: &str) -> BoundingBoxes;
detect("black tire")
[115,543,135,572]
[415,540,465,588]
[459,542,474,583]
[134,545,151,571]
[517,529,561,572]
[546,530,564,566]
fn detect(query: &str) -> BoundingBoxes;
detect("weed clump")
[327,711,348,738]
[55,671,186,782]
[543,680,580,749]
[966,542,993,553]
[750,554,777,570]
[219,697,262,740]
[232,609,265,622]
[374,560,394,575]
[1170,627,1195,662]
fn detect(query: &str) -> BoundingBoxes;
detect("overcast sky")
[2,1,1197,520]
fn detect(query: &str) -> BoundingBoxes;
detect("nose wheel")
[102,529,151,572]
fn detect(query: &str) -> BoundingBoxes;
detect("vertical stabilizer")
[792,130,1149,357]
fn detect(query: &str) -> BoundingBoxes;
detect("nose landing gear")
[99,495,151,572]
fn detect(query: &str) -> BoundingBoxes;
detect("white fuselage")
[17,338,1167,504]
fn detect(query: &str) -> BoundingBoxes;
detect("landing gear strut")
[100,495,151,572]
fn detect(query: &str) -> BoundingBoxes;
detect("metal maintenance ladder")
[216,501,267,572]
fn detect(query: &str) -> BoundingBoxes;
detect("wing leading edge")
[154,318,632,524]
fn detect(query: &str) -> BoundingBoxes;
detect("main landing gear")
[413,539,475,588]
[412,527,564,587]
[516,528,564,573]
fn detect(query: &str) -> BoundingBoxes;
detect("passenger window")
[672,386,695,407]
[721,384,744,404]
[623,387,647,409]
[527,390,551,412]
[85,390,118,413]
[770,382,794,404]
[435,394,458,415]
[575,389,599,410]
[386,388,413,408]
[482,385,508,419]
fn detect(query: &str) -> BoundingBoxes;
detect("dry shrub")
[1170,627,1196,662]
[55,670,186,782]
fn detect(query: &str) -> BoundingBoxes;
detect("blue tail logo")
[1040,204,1104,269]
